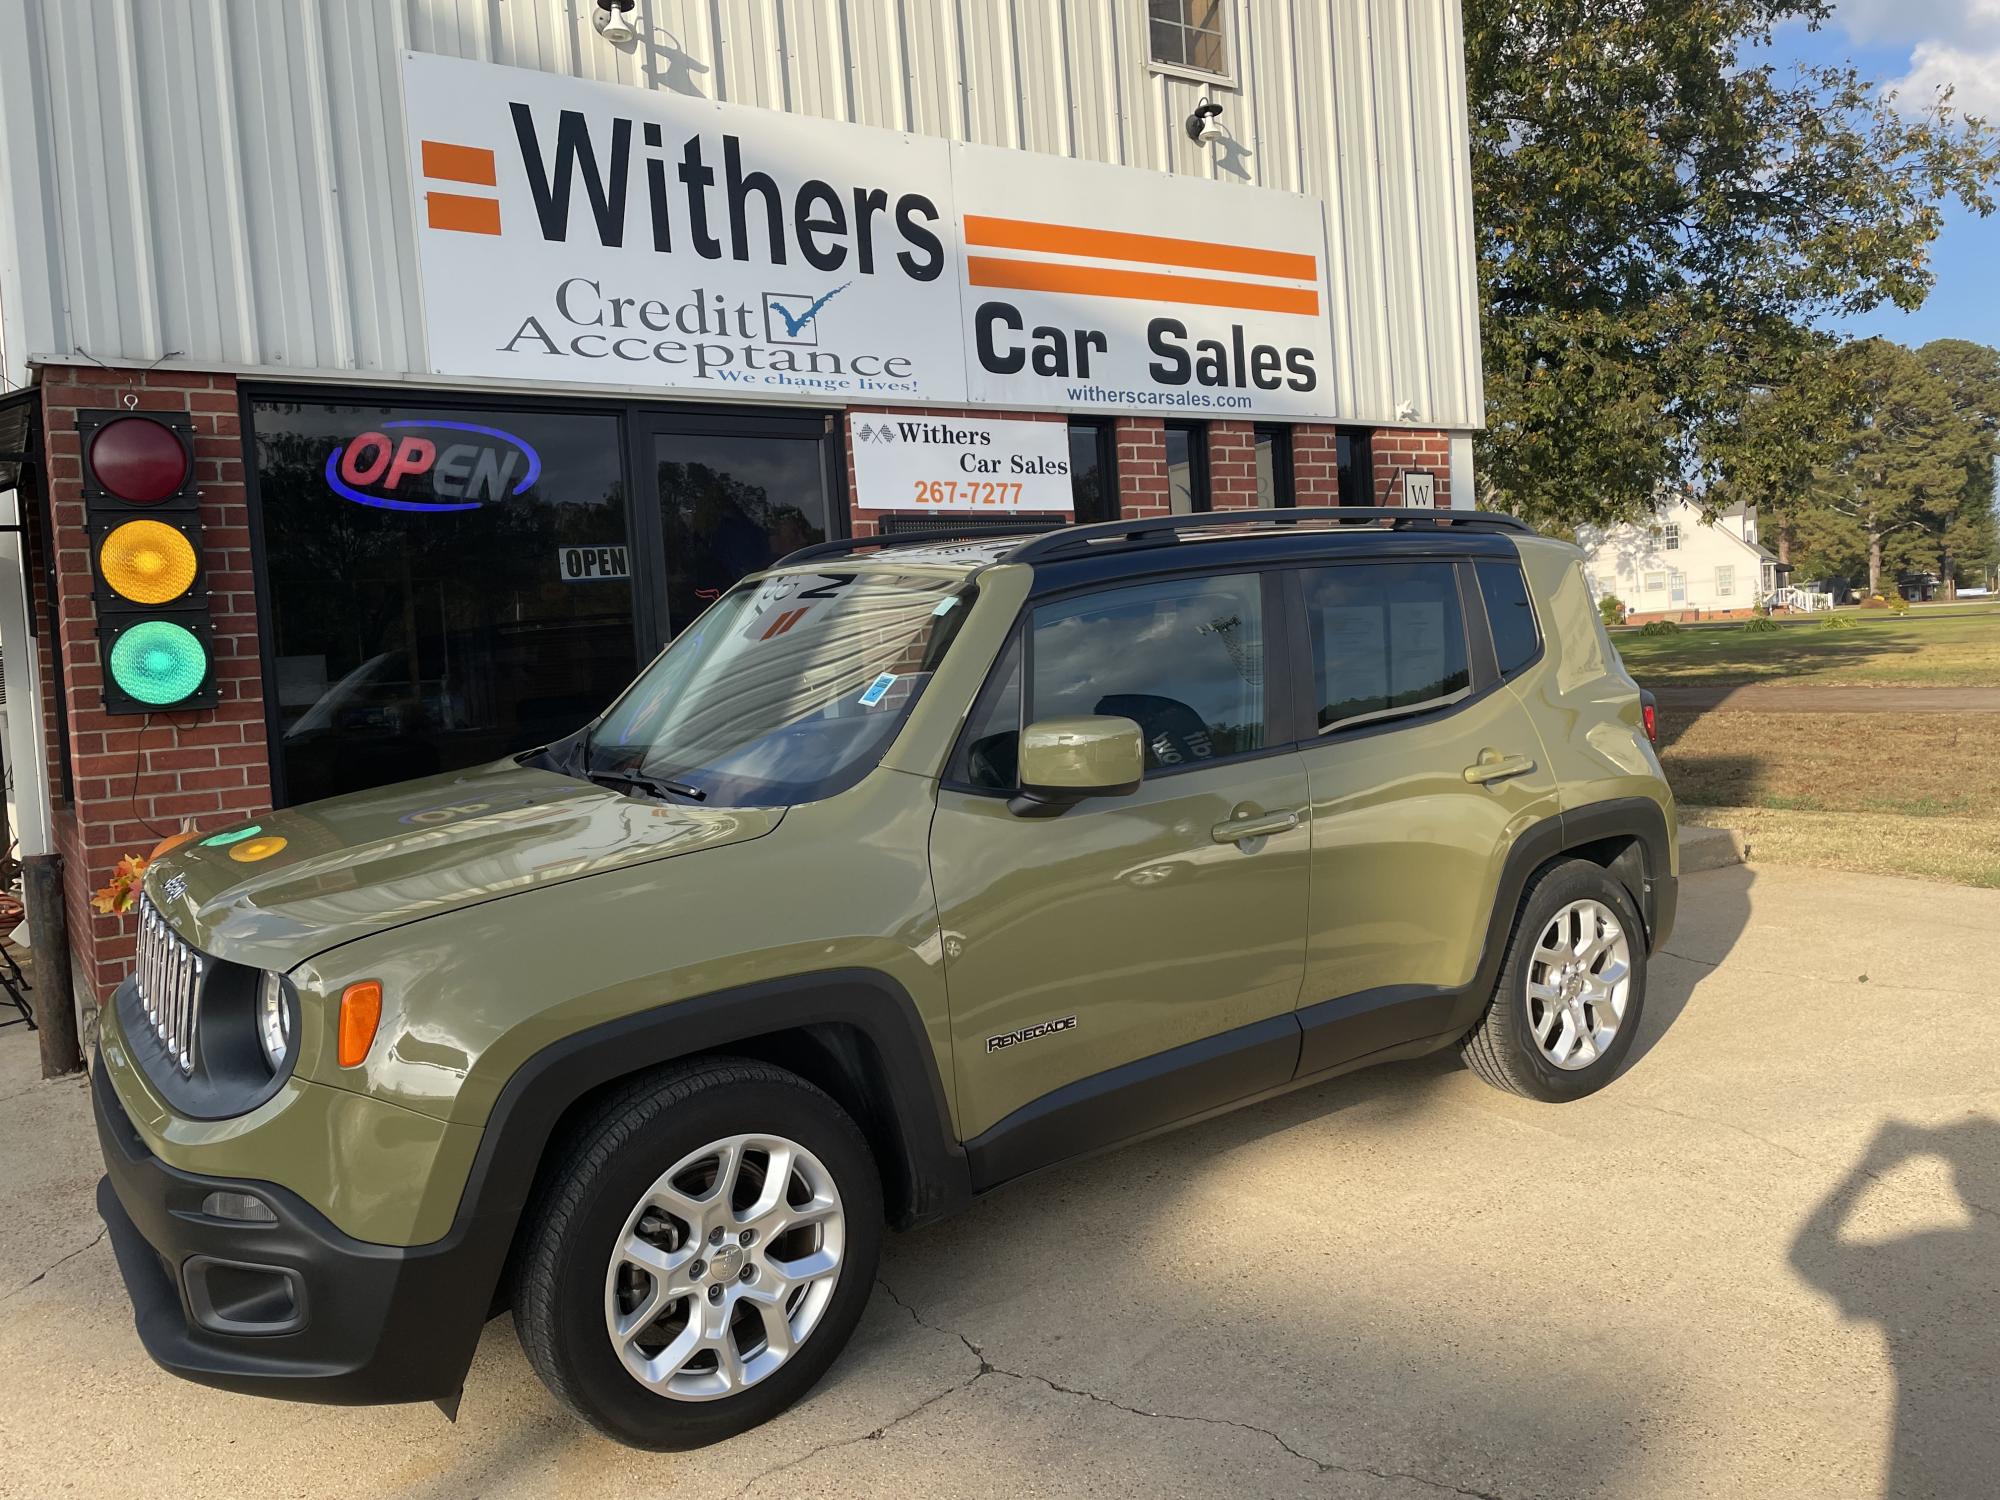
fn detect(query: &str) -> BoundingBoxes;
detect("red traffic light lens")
[89,417,189,504]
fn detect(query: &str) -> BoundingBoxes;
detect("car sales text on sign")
[850,416,1073,513]
[404,53,1337,421]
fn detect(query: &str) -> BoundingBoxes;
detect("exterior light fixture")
[593,0,639,45]
[1185,98,1225,145]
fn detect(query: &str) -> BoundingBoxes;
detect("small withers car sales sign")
[849,414,1074,513]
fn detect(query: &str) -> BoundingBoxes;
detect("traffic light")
[79,410,218,713]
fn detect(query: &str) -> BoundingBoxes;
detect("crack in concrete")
[3,1223,107,1301]
[869,1278,1516,1500]
[1618,1098,2000,1222]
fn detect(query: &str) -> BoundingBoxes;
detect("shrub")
[1821,611,1856,630]
[1887,592,1911,615]
[1639,618,1681,636]
[1598,595,1625,627]
[1743,613,1780,633]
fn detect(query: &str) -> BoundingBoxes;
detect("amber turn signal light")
[338,981,383,1067]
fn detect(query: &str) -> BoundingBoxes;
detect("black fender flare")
[415,969,970,1398]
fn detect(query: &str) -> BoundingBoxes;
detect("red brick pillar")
[1114,417,1168,518]
[1208,420,1259,509]
[1291,425,1343,505]
[1370,430,1453,508]
[33,366,275,1004]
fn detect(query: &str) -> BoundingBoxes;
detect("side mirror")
[1009,715,1144,817]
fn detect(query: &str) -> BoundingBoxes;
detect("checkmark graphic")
[766,282,851,339]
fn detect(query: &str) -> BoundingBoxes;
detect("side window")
[1032,574,1264,773]
[952,634,1023,791]
[1303,562,1471,733]
[1474,559,1541,678]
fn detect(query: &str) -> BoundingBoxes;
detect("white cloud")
[1833,0,2000,48]
[1886,41,2000,117]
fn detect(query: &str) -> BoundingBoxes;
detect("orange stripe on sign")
[963,214,1317,282]
[426,192,502,235]
[421,140,498,186]
[965,256,1321,316]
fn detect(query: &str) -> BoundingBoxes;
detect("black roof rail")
[772,524,1055,569]
[1002,506,1533,564]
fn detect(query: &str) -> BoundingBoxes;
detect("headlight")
[257,971,292,1071]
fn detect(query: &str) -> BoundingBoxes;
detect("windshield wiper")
[587,767,708,803]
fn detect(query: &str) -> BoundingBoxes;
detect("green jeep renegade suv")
[93,507,1675,1449]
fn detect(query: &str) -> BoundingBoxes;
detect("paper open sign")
[559,545,630,581]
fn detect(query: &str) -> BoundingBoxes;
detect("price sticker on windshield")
[857,673,898,708]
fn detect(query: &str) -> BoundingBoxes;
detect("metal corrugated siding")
[0,0,1484,429]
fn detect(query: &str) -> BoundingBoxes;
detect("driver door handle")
[1210,810,1300,845]
[1463,751,1537,786]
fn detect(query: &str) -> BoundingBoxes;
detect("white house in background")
[1576,495,1781,620]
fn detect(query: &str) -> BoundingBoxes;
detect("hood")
[143,759,784,970]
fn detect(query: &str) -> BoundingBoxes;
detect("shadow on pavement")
[1790,1117,2000,1500]
[1619,860,1754,1074]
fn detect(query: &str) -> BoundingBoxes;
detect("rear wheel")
[1460,859,1647,1102]
[512,1058,882,1448]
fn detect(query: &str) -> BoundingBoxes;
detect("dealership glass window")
[1304,563,1471,732]
[1147,0,1231,79]
[1165,423,1211,514]
[1255,425,1294,507]
[650,429,832,632]
[1336,428,1374,507]
[1068,421,1118,525]
[250,397,637,806]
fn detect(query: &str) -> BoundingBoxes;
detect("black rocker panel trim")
[964,1013,1301,1192]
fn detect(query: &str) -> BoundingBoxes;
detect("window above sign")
[1148,0,1234,84]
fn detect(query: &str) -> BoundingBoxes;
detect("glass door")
[640,412,842,638]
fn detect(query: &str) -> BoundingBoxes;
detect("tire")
[511,1057,883,1449]
[1459,858,1648,1102]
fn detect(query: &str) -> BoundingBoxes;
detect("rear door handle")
[1210,810,1300,845]
[1463,753,1537,786]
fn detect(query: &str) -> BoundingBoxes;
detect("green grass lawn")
[1614,603,2000,687]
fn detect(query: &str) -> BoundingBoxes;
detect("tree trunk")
[1777,526,1792,566]
[1941,550,1956,601]
[1866,532,1883,597]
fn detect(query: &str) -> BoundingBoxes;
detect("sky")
[1768,2,2000,350]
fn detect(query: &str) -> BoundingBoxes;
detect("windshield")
[576,569,978,808]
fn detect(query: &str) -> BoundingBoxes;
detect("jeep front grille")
[135,894,203,1075]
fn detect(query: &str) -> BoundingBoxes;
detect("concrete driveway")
[3,863,1995,1498]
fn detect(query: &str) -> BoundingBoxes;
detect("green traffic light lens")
[109,620,208,706]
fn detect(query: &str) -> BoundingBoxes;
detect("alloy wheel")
[1525,898,1632,1071]
[603,1132,845,1401]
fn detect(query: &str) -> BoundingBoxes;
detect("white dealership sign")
[404,52,966,403]
[849,414,1073,513]
[403,53,1338,420]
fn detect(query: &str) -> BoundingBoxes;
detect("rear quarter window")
[1475,559,1542,677]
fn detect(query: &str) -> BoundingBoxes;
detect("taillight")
[1642,701,1658,743]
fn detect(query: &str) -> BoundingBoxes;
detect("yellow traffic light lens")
[99,519,197,604]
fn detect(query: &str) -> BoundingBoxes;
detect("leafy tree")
[1809,340,1989,596]
[1466,0,2000,527]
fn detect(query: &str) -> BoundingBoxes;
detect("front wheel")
[511,1058,883,1448]
[1460,859,1648,1102]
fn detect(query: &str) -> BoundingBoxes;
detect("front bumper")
[93,1054,492,1406]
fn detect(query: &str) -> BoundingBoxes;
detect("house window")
[1147,0,1231,81]
[1715,564,1734,598]
[1663,523,1681,551]
[1642,571,1666,592]
[1669,571,1687,605]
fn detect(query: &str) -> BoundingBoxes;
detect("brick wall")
[1370,429,1453,508]
[31,366,275,1004]
[1208,420,1259,509]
